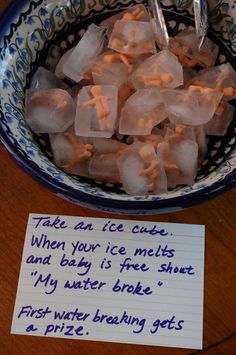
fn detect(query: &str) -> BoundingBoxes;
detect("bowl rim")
[0,0,236,213]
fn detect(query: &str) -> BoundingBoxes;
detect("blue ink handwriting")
[74,221,94,231]
[17,305,52,319]
[71,241,100,256]
[105,242,127,256]
[102,221,124,233]
[119,257,149,273]
[158,262,195,275]
[59,254,92,276]
[31,234,65,251]
[44,323,85,337]
[150,316,184,334]
[134,244,175,258]
[26,324,38,332]
[32,216,68,229]
[100,258,112,269]
[32,271,58,295]
[54,308,90,322]
[92,308,146,334]
[26,254,51,265]
[112,278,152,296]
[132,224,169,236]
[64,276,106,291]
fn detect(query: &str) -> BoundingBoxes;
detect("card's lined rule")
[11,214,205,349]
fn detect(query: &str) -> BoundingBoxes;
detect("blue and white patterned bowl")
[0,0,235,214]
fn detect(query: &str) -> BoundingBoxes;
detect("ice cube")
[50,132,92,176]
[117,142,168,195]
[100,4,150,38]
[119,88,167,135]
[187,63,236,102]
[89,154,121,183]
[30,67,69,91]
[162,89,223,126]
[55,47,75,79]
[87,137,127,155]
[194,125,208,163]
[182,65,197,87]
[108,20,156,55]
[61,24,105,82]
[75,85,118,138]
[131,50,183,90]
[129,133,164,148]
[158,139,199,188]
[164,123,196,143]
[88,138,127,183]
[164,123,208,163]
[91,51,131,88]
[169,27,219,68]
[46,45,63,72]
[204,102,234,136]
[25,89,75,133]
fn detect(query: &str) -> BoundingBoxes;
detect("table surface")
[0,1,236,354]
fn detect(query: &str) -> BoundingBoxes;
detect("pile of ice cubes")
[25,4,236,196]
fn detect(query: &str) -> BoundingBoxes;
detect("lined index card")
[11,214,205,349]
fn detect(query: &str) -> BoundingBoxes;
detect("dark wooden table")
[1,1,236,354]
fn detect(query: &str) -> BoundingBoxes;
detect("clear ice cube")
[108,20,156,55]
[88,138,127,183]
[60,24,105,82]
[129,133,164,148]
[46,45,63,72]
[50,132,92,176]
[25,89,75,134]
[89,154,121,184]
[87,137,127,155]
[55,47,75,79]
[187,63,236,102]
[100,4,150,38]
[91,51,130,88]
[169,27,219,68]
[30,66,69,91]
[119,88,167,135]
[117,142,167,195]
[158,139,199,188]
[162,89,223,126]
[131,50,183,90]
[205,102,234,136]
[75,85,118,138]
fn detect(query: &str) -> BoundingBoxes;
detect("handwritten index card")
[11,214,205,349]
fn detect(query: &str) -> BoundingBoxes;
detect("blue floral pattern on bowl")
[0,0,235,214]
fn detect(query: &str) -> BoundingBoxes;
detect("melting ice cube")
[119,88,167,135]
[205,102,234,136]
[108,20,156,55]
[88,138,127,183]
[158,139,199,188]
[46,45,63,72]
[30,67,69,91]
[117,142,167,195]
[169,27,219,68]
[162,89,223,126]
[100,4,150,38]
[131,49,183,90]
[75,85,118,138]
[60,24,105,82]
[91,51,131,88]
[25,89,75,133]
[187,63,236,102]
[55,47,75,79]
[50,132,92,176]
